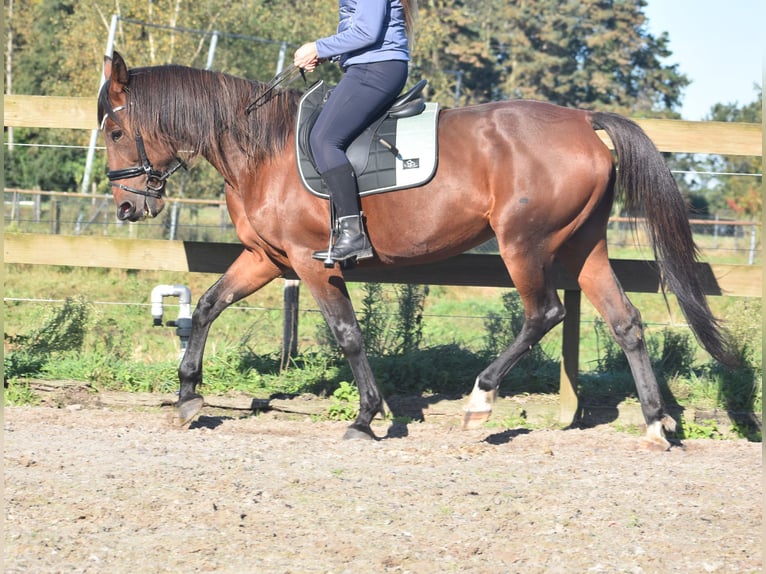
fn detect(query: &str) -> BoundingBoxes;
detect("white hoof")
[640,418,675,451]
[462,381,497,430]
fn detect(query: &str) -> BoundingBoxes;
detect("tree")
[410,0,499,106]
[480,0,688,114]
[1,0,710,197]
[699,88,762,219]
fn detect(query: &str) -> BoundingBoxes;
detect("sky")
[643,0,763,121]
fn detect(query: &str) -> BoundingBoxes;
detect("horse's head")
[98,52,184,222]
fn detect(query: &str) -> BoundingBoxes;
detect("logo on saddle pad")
[296,80,439,198]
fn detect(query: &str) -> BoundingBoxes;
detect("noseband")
[104,107,186,200]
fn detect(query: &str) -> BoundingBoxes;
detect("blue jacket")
[315,0,410,68]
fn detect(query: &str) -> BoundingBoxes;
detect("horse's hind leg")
[175,250,282,426]
[564,243,675,450]
[463,256,566,428]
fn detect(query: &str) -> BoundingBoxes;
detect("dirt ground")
[4,394,762,574]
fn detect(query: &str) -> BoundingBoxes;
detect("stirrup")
[314,197,339,267]
[312,240,373,267]
[314,230,337,267]
[313,213,372,268]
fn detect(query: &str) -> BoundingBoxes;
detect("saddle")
[296,79,440,198]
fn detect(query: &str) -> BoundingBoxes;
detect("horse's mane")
[98,64,300,170]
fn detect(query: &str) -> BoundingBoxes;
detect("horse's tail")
[589,111,739,368]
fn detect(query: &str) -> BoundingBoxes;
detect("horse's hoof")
[173,395,204,428]
[639,436,671,452]
[461,409,492,430]
[640,419,672,451]
[343,425,375,440]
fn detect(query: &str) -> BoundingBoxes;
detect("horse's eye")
[110,130,123,142]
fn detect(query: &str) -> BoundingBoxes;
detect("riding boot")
[312,165,373,262]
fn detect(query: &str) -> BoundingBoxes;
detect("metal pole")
[169,201,179,240]
[454,70,463,108]
[205,31,219,70]
[276,41,287,75]
[7,0,14,154]
[80,14,119,195]
[748,223,757,265]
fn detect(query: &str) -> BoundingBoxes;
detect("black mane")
[98,64,301,169]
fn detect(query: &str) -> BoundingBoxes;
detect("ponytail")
[402,0,418,44]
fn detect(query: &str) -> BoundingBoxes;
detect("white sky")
[643,0,763,120]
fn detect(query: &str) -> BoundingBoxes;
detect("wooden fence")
[4,95,763,424]
[4,94,764,155]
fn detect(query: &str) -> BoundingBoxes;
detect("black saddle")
[296,79,435,197]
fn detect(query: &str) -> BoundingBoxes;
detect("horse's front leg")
[305,274,384,440]
[175,249,282,426]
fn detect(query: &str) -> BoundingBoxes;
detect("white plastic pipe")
[151,285,192,361]
[151,284,192,325]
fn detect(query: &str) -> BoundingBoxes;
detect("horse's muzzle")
[117,201,138,221]
[116,198,163,222]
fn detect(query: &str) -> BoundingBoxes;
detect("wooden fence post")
[559,289,581,426]
[280,279,300,371]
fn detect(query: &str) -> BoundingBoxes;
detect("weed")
[4,297,91,380]
[676,416,725,440]
[4,267,760,441]
[394,284,428,354]
[359,283,394,357]
[4,379,40,406]
[499,410,529,430]
[327,381,360,421]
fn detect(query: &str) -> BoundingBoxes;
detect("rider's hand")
[294,42,319,72]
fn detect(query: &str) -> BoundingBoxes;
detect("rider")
[294,0,415,262]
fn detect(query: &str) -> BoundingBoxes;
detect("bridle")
[103,64,302,197]
[103,105,186,200]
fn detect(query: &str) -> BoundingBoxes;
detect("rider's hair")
[402,0,418,46]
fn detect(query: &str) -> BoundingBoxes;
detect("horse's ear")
[104,51,129,106]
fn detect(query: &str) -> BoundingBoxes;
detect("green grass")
[3,262,762,440]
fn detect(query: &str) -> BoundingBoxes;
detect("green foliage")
[676,416,725,440]
[675,89,763,217]
[655,330,697,376]
[448,0,688,113]
[359,283,394,357]
[6,0,696,198]
[318,283,429,358]
[4,267,760,440]
[4,297,91,380]
[4,129,90,191]
[394,284,429,354]
[371,344,488,396]
[326,381,360,421]
[4,380,41,407]
[593,320,698,377]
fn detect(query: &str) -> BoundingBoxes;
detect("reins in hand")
[246,65,307,114]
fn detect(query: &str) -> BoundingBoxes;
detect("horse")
[98,51,737,450]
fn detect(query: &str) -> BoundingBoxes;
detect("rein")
[245,64,306,115]
[103,105,186,200]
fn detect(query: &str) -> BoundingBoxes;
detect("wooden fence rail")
[4,95,763,156]
[4,95,763,424]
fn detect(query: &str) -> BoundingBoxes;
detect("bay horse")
[98,51,736,450]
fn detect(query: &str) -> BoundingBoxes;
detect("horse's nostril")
[117,202,135,221]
